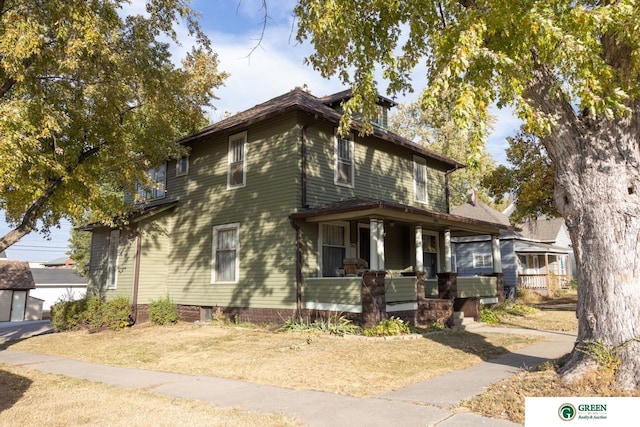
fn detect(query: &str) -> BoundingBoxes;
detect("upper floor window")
[335,134,354,187]
[228,131,247,189]
[137,163,166,202]
[372,105,388,128]
[176,155,189,176]
[413,156,427,203]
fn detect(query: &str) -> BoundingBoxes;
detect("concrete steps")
[452,311,484,331]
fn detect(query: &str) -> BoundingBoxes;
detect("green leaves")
[0,0,227,248]
[295,0,640,140]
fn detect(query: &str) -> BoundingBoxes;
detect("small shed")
[0,261,41,322]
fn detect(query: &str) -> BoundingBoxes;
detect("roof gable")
[0,261,36,290]
[519,218,565,241]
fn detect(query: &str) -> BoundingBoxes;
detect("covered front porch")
[516,241,572,293]
[290,197,514,326]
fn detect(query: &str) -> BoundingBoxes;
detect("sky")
[1,0,522,262]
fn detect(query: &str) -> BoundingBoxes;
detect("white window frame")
[211,223,240,284]
[413,155,428,204]
[176,155,189,176]
[318,221,349,277]
[228,131,247,189]
[106,230,120,289]
[334,133,354,188]
[137,163,166,202]
[473,253,493,269]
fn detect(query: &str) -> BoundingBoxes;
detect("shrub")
[279,314,362,336]
[480,306,500,325]
[51,298,88,332]
[363,317,411,337]
[149,296,179,325]
[50,296,132,332]
[101,297,133,330]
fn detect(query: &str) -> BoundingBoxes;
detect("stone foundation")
[361,271,387,328]
[453,298,480,321]
[414,298,453,327]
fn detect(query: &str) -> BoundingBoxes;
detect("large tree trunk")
[549,115,640,389]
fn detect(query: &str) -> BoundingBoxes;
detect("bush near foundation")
[51,296,132,331]
[148,296,179,325]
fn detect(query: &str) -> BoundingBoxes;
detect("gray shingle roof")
[450,199,512,227]
[519,218,565,241]
[30,268,87,285]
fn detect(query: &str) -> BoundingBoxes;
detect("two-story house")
[87,88,514,326]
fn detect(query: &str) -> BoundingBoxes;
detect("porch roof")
[514,240,571,255]
[289,196,518,237]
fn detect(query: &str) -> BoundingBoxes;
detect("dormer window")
[372,105,388,128]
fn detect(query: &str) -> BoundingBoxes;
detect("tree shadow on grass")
[0,368,32,413]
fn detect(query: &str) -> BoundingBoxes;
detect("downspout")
[289,218,303,317]
[125,225,142,325]
[445,164,465,213]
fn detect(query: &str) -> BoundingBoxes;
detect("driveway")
[0,320,53,343]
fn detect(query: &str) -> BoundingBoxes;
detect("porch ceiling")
[289,196,517,237]
[514,240,571,254]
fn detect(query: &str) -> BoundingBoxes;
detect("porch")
[516,247,572,293]
[302,273,500,327]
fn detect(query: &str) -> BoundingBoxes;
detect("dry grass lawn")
[7,325,538,397]
[3,289,595,425]
[0,363,301,426]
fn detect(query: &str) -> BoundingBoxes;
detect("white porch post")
[415,226,424,272]
[369,218,379,270]
[444,229,452,272]
[377,220,385,270]
[491,234,503,273]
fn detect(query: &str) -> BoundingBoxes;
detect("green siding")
[457,276,497,298]
[303,277,361,305]
[304,123,448,212]
[385,277,417,303]
[162,114,301,310]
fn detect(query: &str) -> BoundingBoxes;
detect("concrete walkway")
[0,325,576,427]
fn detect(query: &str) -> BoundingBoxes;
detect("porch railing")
[518,274,570,290]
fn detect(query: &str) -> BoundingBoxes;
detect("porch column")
[491,234,502,273]
[415,226,424,272]
[369,218,379,270]
[444,228,452,272]
[377,220,385,270]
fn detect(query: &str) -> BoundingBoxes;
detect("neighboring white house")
[29,268,87,311]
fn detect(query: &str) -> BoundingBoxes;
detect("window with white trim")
[137,163,166,202]
[176,155,189,176]
[106,230,120,289]
[228,132,247,188]
[413,156,427,203]
[321,223,347,277]
[212,223,240,283]
[335,134,354,187]
[473,254,493,268]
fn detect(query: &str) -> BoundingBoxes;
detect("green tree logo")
[558,403,576,421]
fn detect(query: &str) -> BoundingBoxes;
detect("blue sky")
[1,0,521,262]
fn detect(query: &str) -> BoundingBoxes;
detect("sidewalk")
[0,327,576,427]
